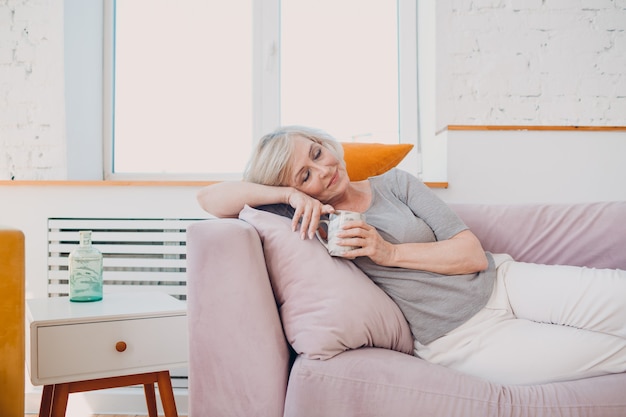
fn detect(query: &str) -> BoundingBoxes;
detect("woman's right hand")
[286,189,335,240]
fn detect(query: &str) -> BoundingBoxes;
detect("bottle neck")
[79,231,92,247]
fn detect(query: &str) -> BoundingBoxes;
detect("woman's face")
[285,135,349,204]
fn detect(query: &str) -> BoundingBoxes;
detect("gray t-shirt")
[353,169,496,345]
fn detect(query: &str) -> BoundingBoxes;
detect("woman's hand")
[335,220,396,263]
[286,189,335,240]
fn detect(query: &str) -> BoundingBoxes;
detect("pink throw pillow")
[239,206,414,360]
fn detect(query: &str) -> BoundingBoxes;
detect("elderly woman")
[197,125,626,385]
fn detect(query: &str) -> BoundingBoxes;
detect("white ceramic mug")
[316,210,366,256]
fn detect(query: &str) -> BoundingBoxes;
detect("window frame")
[100,0,422,181]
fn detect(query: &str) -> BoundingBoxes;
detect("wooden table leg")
[50,383,70,417]
[37,371,179,417]
[157,371,179,417]
[39,385,54,417]
[144,382,159,417]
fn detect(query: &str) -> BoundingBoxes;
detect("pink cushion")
[239,206,414,360]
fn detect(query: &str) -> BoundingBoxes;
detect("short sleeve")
[391,169,468,241]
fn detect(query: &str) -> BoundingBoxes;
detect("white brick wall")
[437,0,626,126]
[0,0,66,180]
[1,0,625,180]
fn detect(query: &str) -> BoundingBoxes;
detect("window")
[109,0,253,178]
[280,0,398,142]
[104,0,419,180]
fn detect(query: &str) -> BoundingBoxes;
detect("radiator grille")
[47,217,200,389]
[47,218,200,300]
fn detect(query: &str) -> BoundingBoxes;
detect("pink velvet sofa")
[187,201,626,417]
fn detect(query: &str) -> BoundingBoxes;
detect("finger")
[338,247,360,259]
[321,204,336,215]
[341,220,367,230]
[338,237,363,248]
[299,207,313,239]
[307,206,322,239]
[301,204,317,239]
[338,225,367,239]
[291,208,304,232]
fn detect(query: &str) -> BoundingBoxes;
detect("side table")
[27,292,187,417]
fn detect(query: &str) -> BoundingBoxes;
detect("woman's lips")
[328,170,339,187]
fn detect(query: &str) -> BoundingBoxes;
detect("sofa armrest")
[0,227,25,417]
[187,219,290,417]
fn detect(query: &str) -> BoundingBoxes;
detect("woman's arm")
[197,181,294,218]
[341,224,489,275]
[197,182,335,238]
[351,169,488,275]
[381,230,488,274]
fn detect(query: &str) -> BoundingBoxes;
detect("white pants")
[414,254,626,385]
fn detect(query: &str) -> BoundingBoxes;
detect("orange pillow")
[341,142,414,181]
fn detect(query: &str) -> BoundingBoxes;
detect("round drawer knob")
[115,341,127,352]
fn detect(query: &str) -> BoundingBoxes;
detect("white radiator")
[47,218,201,299]
[47,217,200,388]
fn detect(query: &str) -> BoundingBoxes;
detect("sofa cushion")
[284,348,626,417]
[239,206,414,360]
[342,142,413,181]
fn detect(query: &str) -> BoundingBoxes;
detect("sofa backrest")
[449,202,626,270]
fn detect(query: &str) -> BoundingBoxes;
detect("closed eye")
[302,147,322,183]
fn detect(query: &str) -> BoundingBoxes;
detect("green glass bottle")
[69,230,103,302]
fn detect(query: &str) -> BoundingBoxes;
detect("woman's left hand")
[336,220,395,264]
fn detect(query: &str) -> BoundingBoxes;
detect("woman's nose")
[316,164,333,178]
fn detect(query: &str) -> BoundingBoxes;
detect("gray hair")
[243,126,344,185]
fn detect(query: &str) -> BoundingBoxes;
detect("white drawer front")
[36,315,187,383]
